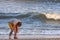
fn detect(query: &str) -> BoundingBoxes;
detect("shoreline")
[0,34,60,40]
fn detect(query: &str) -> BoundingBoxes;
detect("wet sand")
[0,34,60,40]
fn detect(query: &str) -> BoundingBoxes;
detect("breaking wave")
[0,12,47,19]
[0,12,60,21]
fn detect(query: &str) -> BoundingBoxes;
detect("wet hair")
[16,22,22,27]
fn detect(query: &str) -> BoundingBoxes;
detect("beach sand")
[0,35,60,40]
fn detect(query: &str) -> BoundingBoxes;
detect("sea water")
[0,1,60,35]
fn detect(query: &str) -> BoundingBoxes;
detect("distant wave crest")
[0,12,47,19]
[0,12,60,20]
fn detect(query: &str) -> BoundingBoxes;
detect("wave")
[15,0,60,2]
[0,0,60,3]
[0,12,47,19]
[0,12,60,21]
[8,0,60,2]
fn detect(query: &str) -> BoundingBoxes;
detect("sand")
[0,34,60,40]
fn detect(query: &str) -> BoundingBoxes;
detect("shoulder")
[14,19,21,24]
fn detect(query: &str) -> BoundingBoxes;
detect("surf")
[0,12,60,21]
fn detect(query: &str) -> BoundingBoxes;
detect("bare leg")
[9,30,13,39]
[14,31,17,39]
[13,25,18,39]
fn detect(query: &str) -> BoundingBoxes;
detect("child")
[8,19,22,39]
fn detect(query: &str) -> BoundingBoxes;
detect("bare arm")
[13,25,18,33]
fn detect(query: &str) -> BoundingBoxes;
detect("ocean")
[0,1,60,35]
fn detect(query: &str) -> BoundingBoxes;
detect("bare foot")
[9,36,11,39]
[14,37,18,39]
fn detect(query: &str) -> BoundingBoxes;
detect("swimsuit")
[8,19,21,29]
[8,22,13,30]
